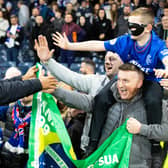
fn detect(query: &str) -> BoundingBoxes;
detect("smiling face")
[105,52,123,79]
[117,70,143,100]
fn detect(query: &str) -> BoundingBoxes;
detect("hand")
[22,66,39,80]
[42,88,56,94]
[35,35,55,62]
[154,69,168,78]
[52,32,70,50]
[99,33,105,40]
[39,75,58,90]
[126,117,141,134]
[160,78,168,90]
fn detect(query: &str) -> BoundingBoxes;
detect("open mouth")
[107,67,113,70]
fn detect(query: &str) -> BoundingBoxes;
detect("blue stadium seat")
[0,62,12,79]
[92,57,103,64]
[96,64,105,74]
[18,62,33,74]
[70,63,81,72]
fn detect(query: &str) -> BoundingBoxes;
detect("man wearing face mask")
[52,7,168,166]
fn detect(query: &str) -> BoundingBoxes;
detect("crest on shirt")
[146,54,152,65]
[109,38,117,45]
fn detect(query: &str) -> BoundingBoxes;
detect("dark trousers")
[6,47,19,65]
[89,80,163,150]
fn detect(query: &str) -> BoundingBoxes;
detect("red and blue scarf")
[5,101,31,154]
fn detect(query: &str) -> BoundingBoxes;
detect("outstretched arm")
[52,32,106,51]
[52,88,93,112]
[35,35,102,94]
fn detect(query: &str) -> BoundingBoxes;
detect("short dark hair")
[82,58,95,70]
[119,63,144,79]
[164,3,168,9]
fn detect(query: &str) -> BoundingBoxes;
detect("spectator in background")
[78,15,93,40]
[93,8,112,41]
[64,2,77,22]
[160,3,168,41]
[60,12,86,67]
[92,8,112,56]
[80,58,95,74]
[52,9,64,33]
[133,0,140,8]
[90,3,100,24]
[50,1,59,15]
[0,0,6,11]
[0,95,33,168]
[118,0,135,16]
[0,9,9,44]
[5,1,13,21]
[108,2,118,38]
[39,0,54,22]
[25,7,40,39]
[5,14,24,65]
[29,0,39,13]
[76,0,93,24]
[116,5,130,36]
[17,1,29,27]
[155,0,165,35]
[30,15,55,63]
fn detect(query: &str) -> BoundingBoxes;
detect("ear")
[137,79,143,89]
[146,24,152,32]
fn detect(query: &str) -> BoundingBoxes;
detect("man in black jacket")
[0,65,57,105]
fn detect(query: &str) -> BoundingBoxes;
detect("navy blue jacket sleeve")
[0,106,8,121]
[0,78,42,105]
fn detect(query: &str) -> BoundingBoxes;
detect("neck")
[137,33,151,46]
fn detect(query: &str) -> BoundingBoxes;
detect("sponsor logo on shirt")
[109,38,117,45]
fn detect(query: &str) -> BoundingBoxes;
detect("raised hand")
[52,32,70,50]
[22,66,39,80]
[35,35,54,62]
[39,75,57,90]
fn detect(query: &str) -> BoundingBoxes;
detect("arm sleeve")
[104,35,130,62]
[0,78,42,105]
[3,76,22,82]
[139,100,168,141]
[52,88,93,112]
[43,58,96,93]
[0,106,8,121]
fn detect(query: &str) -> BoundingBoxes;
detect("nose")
[117,80,124,87]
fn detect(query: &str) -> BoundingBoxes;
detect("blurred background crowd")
[0,0,167,77]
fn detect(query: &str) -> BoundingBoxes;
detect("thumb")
[63,32,68,41]
[34,39,39,50]
[49,49,55,58]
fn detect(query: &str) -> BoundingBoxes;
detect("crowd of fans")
[0,0,168,168]
[0,0,167,77]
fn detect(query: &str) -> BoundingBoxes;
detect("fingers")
[43,36,48,47]
[154,69,168,78]
[160,79,168,87]
[49,49,55,58]
[31,65,39,72]
[34,39,39,50]
[52,32,62,46]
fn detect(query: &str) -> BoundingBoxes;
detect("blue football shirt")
[104,31,168,82]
